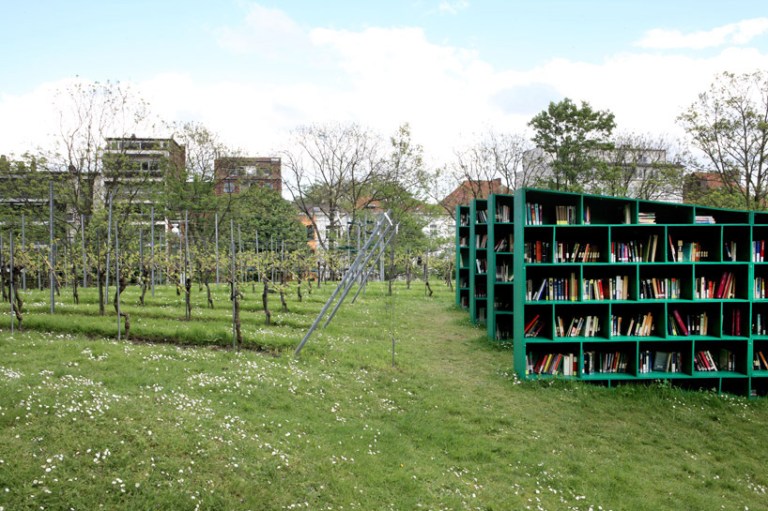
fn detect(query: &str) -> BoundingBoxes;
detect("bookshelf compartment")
[525,266,580,302]
[583,265,636,301]
[692,340,749,375]
[722,225,750,261]
[722,302,749,337]
[638,200,694,225]
[493,313,514,341]
[492,193,514,224]
[695,205,750,225]
[638,264,692,300]
[554,303,609,339]
[753,340,768,373]
[526,343,581,377]
[753,264,768,299]
[667,225,720,262]
[667,303,721,338]
[523,189,580,225]
[523,226,554,263]
[609,303,665,339]
[693,264,748,300]
[522,304,554,340]
[752,303,768,336]
[582,195,635,225]
[610,225,664,263]
[554,226,608,263]
[638,341,690,376]
[582,342,636,378]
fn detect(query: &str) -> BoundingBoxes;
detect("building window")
[224,179,236,194]
[306,225,315,240]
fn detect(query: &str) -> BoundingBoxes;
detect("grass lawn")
[0,281,767,510]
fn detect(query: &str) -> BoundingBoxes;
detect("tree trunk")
[262,280,271,326]
[233,285,242,347]
[11,269,23,330]
[113,275,130,338]
[184,273,192,320]
[98,268,105,316]
[71,261,80,305]
[139,265,149,306]
[205,280,214,309]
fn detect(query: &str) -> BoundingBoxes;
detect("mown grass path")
[0,283,767,510]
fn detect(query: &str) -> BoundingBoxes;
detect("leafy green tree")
[529,98,616,192]
[678,70,768,210]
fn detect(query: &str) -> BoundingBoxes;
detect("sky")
[2,0,768,167]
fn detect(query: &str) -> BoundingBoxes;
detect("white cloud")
[3,9,768,173]
[438,0,470,15]
[636,17,768,49]
[214,3,308,56]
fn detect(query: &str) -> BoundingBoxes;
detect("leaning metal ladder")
[294,211,395,356]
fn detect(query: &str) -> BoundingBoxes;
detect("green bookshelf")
[457,188,768,396]
[469,199,489,325]
[455,205,471,309]
[487,194,515,341]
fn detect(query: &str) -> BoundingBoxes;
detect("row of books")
[669,237,710,262]
[525,202,544,225]
[475,234,488,248]
[755,313,768,335]
[726,309,743,336]
[695,349,735,372]
[494,233,513,252]
[669,309,708,336]
[582,276,631,301]
[476,210,488,224]
[556,315,601,337]
[754,351,768,370]
[475,259,487,273]
[496,205,511,223]
[495,264,513,282]
[527,352,579,376]
[584,351,629,374]
[638,278,681,300]
[610,313,655,336]
[459,213,470,227]
[694,272,736,299]
[755,278,768,299]
[610,236,660,262]
[639,351,682,373]
[523,241,551,263]
[526,275,578,301]
[753,240,767,262]
[555,205,577,225]
[553,242,602,263]
[524,314,545,338]
[638,212,656,224]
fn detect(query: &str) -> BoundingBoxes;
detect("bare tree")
[282,122,386,251]
[678,70,768,210]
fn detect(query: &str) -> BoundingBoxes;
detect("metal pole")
[116,219,121,341]
[21,214,26,291]
[105,193,113,307]
[230,220,237,348]
[150,206,155,297]
[215,212,220,285]
[185,210,190,320]
[81,214,87,288]
[49,181,55,314]
[10,231,14,335]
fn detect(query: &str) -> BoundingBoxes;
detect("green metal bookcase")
[456,187,768,396]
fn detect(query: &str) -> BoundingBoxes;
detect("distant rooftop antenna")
[294,211,396,356]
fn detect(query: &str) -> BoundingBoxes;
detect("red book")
[672,310,689,336]
[524,314,541,334]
